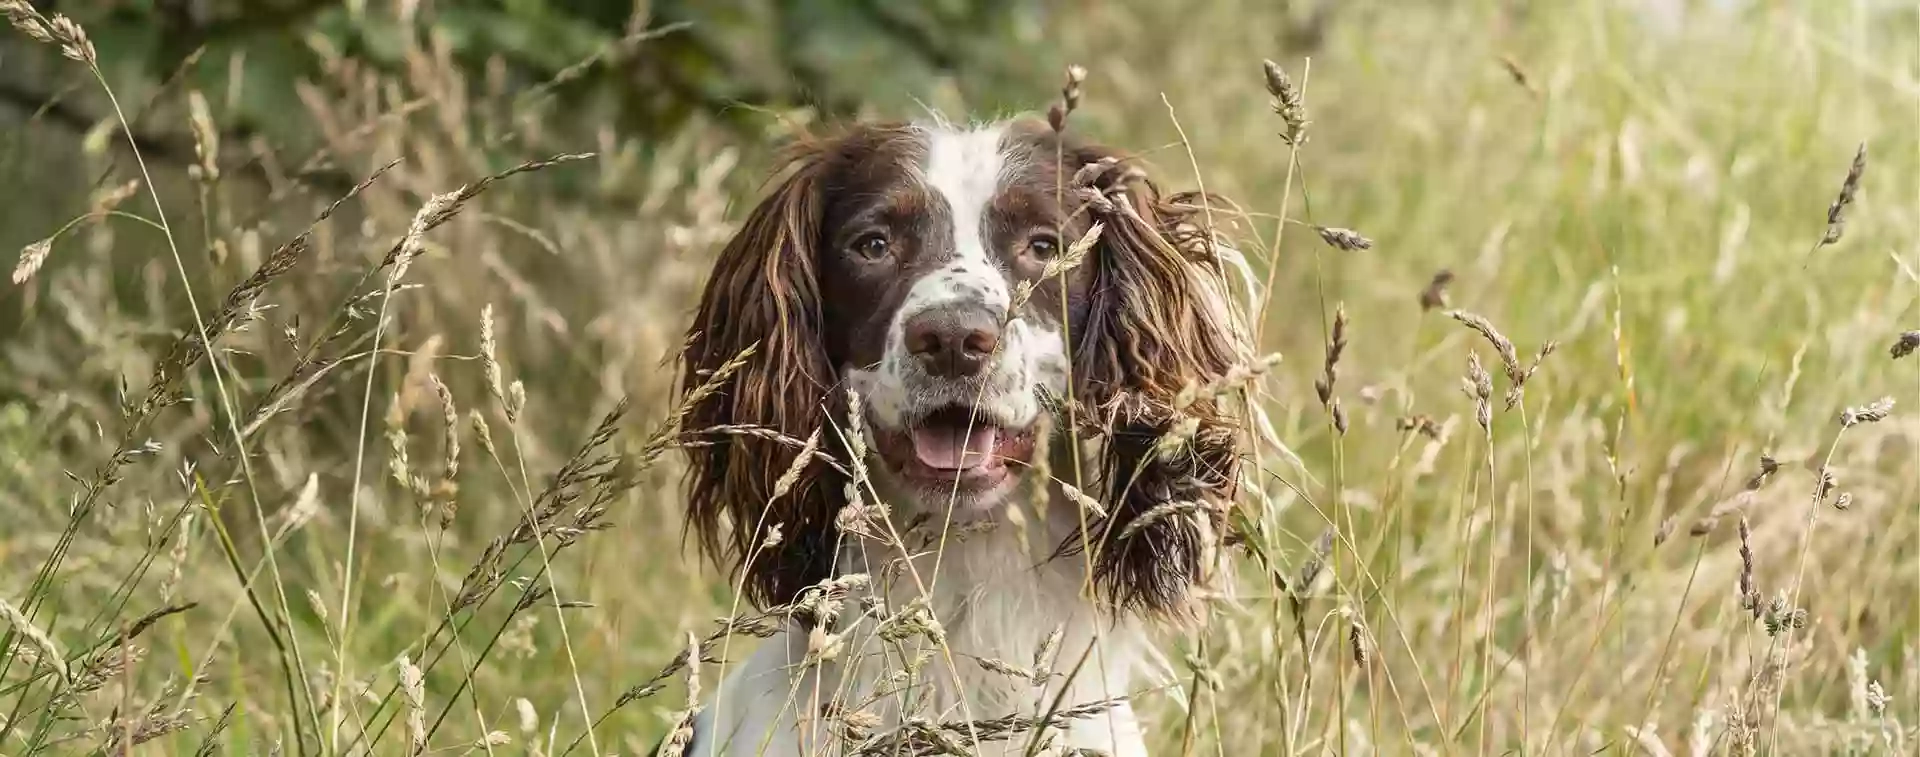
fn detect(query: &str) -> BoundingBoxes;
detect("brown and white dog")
[677,116,1256,756]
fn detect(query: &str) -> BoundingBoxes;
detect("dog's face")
[681,117,1249,613]
[805,122,1093,514]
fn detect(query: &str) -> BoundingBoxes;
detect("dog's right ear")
[679,137,843,609]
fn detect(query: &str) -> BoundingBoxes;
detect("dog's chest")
[692,532,1155,756]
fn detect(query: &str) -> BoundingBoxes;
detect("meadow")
[0,0,1915,754]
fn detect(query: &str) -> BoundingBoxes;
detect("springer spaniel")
[677,116,1256,756]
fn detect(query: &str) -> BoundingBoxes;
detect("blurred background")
[2,0,1916,754]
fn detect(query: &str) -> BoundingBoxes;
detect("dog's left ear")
[1063,139,1254,619]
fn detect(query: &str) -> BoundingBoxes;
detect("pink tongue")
[911,426,1000,470]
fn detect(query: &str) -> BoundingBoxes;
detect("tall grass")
[2,0,1916,754]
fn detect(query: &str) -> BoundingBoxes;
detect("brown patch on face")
[989,123,1099,334]
[812,126,951,371]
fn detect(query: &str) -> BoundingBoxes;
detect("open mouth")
[872,404,1039,493]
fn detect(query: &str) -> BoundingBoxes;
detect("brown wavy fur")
[1058,137,1247,619]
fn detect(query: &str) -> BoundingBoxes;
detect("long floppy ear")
[1065,143,1253,620]
[680,139,843,609]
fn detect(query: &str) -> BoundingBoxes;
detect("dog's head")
[680,118,1251,616]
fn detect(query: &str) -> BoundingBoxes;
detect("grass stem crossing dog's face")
[680,117,1251,617]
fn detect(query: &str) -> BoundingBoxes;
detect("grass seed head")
[3,2,95,65]
[12,237,52,285]
[0,597,68,683]
[1420,269,1454,311]
[1449,310,1522,381]
[1467,352,1493,431]
[1737,516,1759,618]
[1262,58,1310,144]
[1890,330,1920,359]
[1315,305,1348,407]
[1839,396,1894,428]
[398,654,428,754]
[1745,453,1780,491]
[1397,414,1441,440]
[187,90,221,182]
[1316,225,1374,251]
[1048,64,1089,132]
[1821,142,1867,247]
[1059,482,1111,520]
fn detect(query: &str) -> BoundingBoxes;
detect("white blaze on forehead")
[853,122,1067,438]
[912,123,1012,316]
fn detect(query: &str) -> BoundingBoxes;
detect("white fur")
[920,122,1012,314]
[691,476,1163,756]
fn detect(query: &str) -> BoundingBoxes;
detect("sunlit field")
[1,0,1915,754]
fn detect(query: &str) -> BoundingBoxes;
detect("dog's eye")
[850,233,891,260]
[1026,234,1060,260]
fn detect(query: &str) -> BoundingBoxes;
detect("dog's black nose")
[903,306,1001,378]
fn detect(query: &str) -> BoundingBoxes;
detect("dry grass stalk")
[769,428,823,503]
[1622,725,1675,757]
[1294,529,1335,598]
[1262,58,1309,144]
[274,473,322,540]
[1118,500,1206,541]
[1152,414,1202,461]
[100,703,194,754]
[13,176,152,286]
[1816,468,1837,503]
[973,656,1039,682]
[1863,681,1890,718]
[479,304,510,414]
[469,410,496,458]
[1498,54,1540,97]
[1762,591,1808,637]
[393,191,460,286]
[1745,454,1780,491]
[1654,515,1678,545]
[1420,269,1454,311]
[1821,143,1867,247]
[656,632,703,757]
[1034,625,1064,679]
[1346,609,1371,667]
[1011,222,1103,310]
[1693,454,1778,535]
[397,654,428,755]
[190,704,236,757]
[1048,64,1089,132]
[1175,352,1282,411]
[1058,482,1111,520]
[375,153,594,276]
[1396,414,1441,440]
[0,596,69,683]
[386,394,419,499]
[157,512,195,603]
[90,179,141,214]
[1505,340,1557,410]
